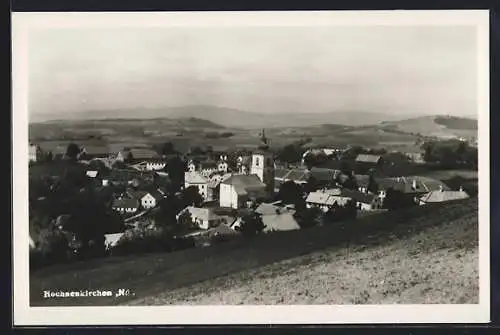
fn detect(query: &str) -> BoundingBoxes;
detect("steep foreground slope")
[128,199,478,305]
[31,198,478,306]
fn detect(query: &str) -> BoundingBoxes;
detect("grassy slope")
[136,209,477,305]
[30,198,478,306]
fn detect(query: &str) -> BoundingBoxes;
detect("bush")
[30,228,72,270]
[110,227,195,256]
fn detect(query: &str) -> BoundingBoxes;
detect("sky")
[28,25,478,119]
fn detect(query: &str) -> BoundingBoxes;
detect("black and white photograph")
[12,10,490,325]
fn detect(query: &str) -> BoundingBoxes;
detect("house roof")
[355,174,371,188]
[80,145,110,156]
[181,206,220,222]
[86,170,98,178]
[309,167,340,182]
[337,188,377,204]
[262,212,301,232]
[112,198,140,209]
[376,176,450,194]
[419,190,469,203]
[121,148,160,160]
[104,233,125,248]
[185,171,208,184]
[355,154,382,163]
[208,173,232,188]
[305,191,338,206]
[222,174,266,188]
[274,168,309,182]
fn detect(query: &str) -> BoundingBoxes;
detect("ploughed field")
[30,198,478,306]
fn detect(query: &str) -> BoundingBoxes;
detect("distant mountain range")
[30,105,429,128]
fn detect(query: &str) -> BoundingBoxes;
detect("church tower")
[250,129,275,196]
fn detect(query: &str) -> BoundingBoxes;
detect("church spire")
[258,128,269,150]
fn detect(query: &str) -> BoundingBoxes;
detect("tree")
[237,211,266,237]
[277,180,304,205]
[159,142,176,156]
[190,146,205,156]
[166,155,187,193]
[177,210,197,230]
[278,144,304,165]
[124,151,134,163]
[367,174,379,194]
[181,186,204,207]
[65,143,81,161]
[303,151,328,169]
[294,206,321,228]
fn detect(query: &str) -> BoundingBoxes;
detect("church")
[219,130,276,209]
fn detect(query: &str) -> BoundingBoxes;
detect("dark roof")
[112,198,140,209]
[274,168,309,182]
[309,167,340,182]
[375,176,450,194]
[200,161,218,169]
[122,148,160,160]
[355,174,371,188]
[355,154,382,163]
[338,189,377,204]
[222,174,266,197]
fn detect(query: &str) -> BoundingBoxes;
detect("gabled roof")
[104,233,125,248]
[274,168,309,182]
[419,190,469,203]
[185,171,208,184]
[309,167,340,182]
[112,198,140,209]
[262,212,300,232]
[306,191,338,206]
[355,154,382,163]
[179,206,220,222]
[121,148,160,160]
[376,176,450,194]
[337,188,377,204]
[222,174,265,188]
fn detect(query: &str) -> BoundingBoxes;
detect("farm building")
[355,154,383,165]
[200,161,218,178]
[185,171,210,201]
[418,187,469,205]
[176,206,224,230]
[116,148,160,162]
[274,167,310,191]
[255,203,301,232]
[112,198,140,214]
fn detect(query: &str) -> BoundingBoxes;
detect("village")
[28,128,477,268]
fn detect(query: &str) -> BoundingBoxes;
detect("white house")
[185,171,210,201]
[219,174,267,209]
[29,144,42,162]
[127,189,164,209]
[176,206,223,230]
[306,189,344,212]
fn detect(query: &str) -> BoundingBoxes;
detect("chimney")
[439,185,443,192]
[459,186,463,192]
[412,179,417,190]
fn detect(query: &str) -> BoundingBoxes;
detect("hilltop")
[30,198,477,306]
[379,115,477,139]
[30,105,419,128]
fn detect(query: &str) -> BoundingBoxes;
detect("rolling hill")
[379,115,477,139]
[30,105,419,128]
